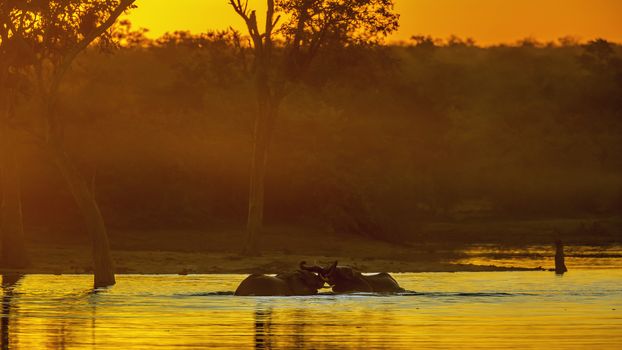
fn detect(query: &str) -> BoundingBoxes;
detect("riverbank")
[4,246,546,275]
[0,225,576,275]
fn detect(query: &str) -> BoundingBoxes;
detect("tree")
[228,0,399,254]
[0,0,136,287]
[0,133,29,269]
[0,2,31,269]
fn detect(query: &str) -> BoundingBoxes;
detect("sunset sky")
[127,0,622,45]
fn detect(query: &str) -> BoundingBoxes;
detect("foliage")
[0,0,135,140]
[276,0,399,47]
[11,34,621,245]
[2,0,619,244]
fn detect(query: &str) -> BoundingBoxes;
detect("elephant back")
[363,272,404,293]
[234,274,290,296]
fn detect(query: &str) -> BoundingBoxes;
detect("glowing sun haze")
[127,0,622,45]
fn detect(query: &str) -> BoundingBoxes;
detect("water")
[2,271,621,349]
[452,245,622,269]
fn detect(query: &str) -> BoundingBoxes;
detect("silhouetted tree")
[0,0,135,287]
[229,0,399,254]
[111,20,151,48]
[410,35,438,49]
[0,2,31,268]
[0,142,29,269]
[584,39,614,61]
[580,38,617,70]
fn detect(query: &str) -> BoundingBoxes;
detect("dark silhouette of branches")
[0,0,135,287]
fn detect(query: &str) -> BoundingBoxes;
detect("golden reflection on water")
[1,271,621,349]
[452,245,622,269]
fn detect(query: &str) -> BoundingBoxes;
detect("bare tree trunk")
[230,0,281,256]
[0,56,29,268]
[555,240,567,275]
[0,131,30,268]
[245,103,273,255]
[48,145,115,287]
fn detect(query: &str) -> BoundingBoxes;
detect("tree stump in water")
[555,240,568,275]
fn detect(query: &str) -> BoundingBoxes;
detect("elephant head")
[276,269,326,295]
[300,261,373,293]
[301,261,405,293]
[235,269,325,296]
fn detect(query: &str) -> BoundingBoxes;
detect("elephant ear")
[287,270,320,294]
[327,261,338,274]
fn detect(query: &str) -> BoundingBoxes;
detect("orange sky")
[127,0,622,45]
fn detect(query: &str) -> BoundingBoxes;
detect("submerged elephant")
[300,261,404,293]
[234,270,325,296]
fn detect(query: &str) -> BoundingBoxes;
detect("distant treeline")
[16,30,622,241]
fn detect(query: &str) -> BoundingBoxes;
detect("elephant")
[234,270,325,296]
[300,261,404,293]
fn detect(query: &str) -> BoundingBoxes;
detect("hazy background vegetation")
[15,29,622,245]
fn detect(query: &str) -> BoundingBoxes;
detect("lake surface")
[452,245,622,269]
[2,271,621,349]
